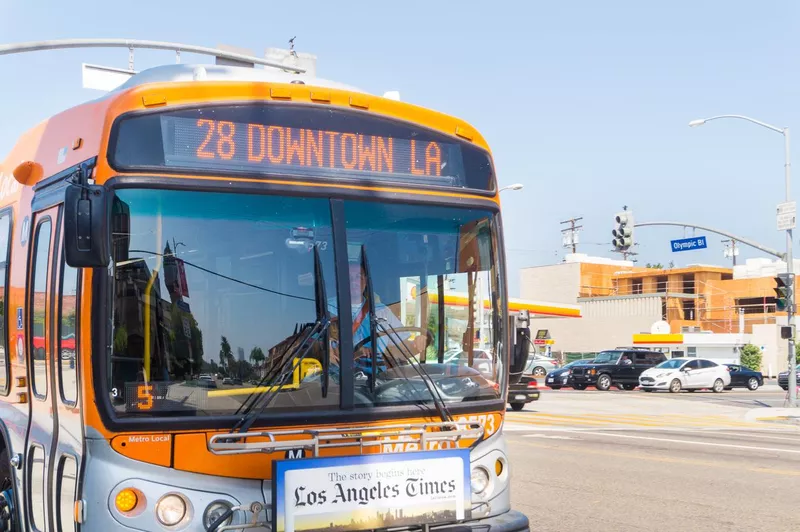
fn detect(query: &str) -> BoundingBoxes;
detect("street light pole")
[784,127,795,407]
[690,115,796,406]
[499,183,524,193]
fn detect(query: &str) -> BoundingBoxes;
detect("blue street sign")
[671,236,708,253]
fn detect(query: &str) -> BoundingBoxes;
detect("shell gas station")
[406,284,581,355]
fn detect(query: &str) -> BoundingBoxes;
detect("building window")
[736,297,776,315]
[683,299,696,320]
[631,278,643,295]
[683,274,695,294]
[656,275,668,293]
[687,346,697,357]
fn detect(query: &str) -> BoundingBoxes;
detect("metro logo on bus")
[164,116,453,180]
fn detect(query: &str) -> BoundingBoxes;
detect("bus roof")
[1,64,489,191]
[110,63,368,96]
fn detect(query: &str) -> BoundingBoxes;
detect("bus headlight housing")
[470,466,490,494]
[203,501,233,529]
[155,493,189,527]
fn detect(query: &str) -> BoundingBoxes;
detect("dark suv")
[569,349,667,391]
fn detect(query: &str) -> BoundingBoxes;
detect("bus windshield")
[107,188,503,418]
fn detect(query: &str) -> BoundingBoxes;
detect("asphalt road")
[506,387,800,531]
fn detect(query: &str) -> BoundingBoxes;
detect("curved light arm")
[689,115,785,135]
[499,183,524,192]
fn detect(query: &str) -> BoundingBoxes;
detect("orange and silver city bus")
[0,56,529,532]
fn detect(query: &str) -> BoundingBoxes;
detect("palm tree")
[219,336,233,375]
[250,347,266,378]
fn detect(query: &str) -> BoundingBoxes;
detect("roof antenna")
[289,36,297,57]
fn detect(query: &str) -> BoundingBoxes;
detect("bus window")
[108,189,339,417]
[30,219,52,399]
[28,445,46,531]
[56,455,77,532]
[343,200,503,408]
[0,211,10,394]
[59,261,79,404]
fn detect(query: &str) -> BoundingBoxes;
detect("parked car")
[570,349,666,391]
[639,358,731,393]
[724,364,763,391]
[778,365,800,390]
[525,354,560,377]
[222,377,233,385]
[545,358,595,389]
[197,378,217,389]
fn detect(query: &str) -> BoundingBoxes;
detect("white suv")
[639,358,731,393]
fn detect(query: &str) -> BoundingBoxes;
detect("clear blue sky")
[1,0,799,296]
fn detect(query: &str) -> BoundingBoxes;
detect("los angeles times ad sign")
[275,450,470,532]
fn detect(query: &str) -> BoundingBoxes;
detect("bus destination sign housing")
[110,104,495,192]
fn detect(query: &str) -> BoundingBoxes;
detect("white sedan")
[639,358,731,393]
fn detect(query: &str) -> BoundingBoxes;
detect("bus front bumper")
[434,510,530,531]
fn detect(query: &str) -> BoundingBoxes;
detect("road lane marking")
[564,431,800,454]
[510,439,800,477]
[524,434,575,440]
[505,413,771,429]
[698,432,800,442]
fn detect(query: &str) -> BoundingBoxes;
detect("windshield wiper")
[360,247,453,424]
[232,246,330,434]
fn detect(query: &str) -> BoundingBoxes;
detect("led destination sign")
[111,105,494,190]
[167,117,452,180]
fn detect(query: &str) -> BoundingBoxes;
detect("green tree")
[250,346,265,367]
[219,336,233,374]
[645,263,664,269]
[794,342,800,365]
[113,325,128,355]
[740,344,763,372]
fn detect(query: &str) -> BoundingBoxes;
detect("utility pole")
[722,238,738,266]
[560,217,583,254]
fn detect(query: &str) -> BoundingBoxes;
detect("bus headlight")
[470,466,490,494]
[155,494,188,527]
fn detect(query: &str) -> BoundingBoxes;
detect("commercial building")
[520,254,797,373]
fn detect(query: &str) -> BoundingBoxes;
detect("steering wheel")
[353,326,435,354]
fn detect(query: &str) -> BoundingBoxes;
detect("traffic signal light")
[612,211,634,251]
[774,272,794,312]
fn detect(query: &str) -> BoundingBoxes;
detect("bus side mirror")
[508,327,530,384]
[64,183,111,268]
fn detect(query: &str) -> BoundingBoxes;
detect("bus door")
[23,205,77,532]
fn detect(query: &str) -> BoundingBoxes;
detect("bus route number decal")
[124,382,167,412]
[455,414,498,436]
